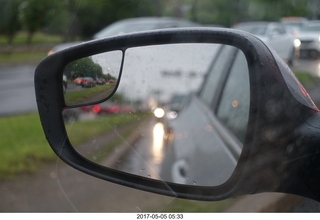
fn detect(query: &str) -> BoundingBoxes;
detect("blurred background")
[1,0,320,64]
[1,0,320,212]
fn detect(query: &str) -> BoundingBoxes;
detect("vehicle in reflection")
[63,50,122,106]
[106,79,117,83]
[63,75,67,94]
[298,22,320,59]
[48,17,201,55]
[93,17,201,39]
[85,103,134,115]
[280,17,308,38]
[47,41,82,56]
[160,93,189,141]
[74,77,84,86]
[95,78,106,85]
[162,45,248,185]
[61,43,219,185]
[233,21,298,66]
[62,109,79,122]
[82,77,96,88]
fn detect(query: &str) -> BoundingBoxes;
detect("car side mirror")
[35,28,320,202]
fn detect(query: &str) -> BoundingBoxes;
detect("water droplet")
[148,175,151,178]
[50,172,57,179]
[140,168,146,172]
[286,144,294,154]
[92,156,97,160]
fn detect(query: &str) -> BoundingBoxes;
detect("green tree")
[68,0,157,39]
[0,0,22,44]
[21,0,64,44]
[42,1,72,40]
[187,0,249,27]
[64,57,103,80]
[247,0,309,21]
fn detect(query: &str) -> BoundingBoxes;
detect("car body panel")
[297,23,320,58]
[165,95,238,186]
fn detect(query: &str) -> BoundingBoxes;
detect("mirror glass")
[63,50,122,106]
[63,43,250,187]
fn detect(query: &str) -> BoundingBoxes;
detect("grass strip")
[0,52,47,65]
[64,84,116,105]
[294,71,320,89]
[0,112,150,180]
[0,32,62,45]
[0,114,54,180]
[65,113,149,146]
[89,125,138,163]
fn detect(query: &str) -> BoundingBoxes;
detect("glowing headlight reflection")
[152,123,165,164]
[294,39,301,48]
[154,107,165,118]
[167,111,178,119]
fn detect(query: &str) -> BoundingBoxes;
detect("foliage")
[20,0,65,44]
[247,0,309,21]
[1,0,320,43]
[64,57,103,79]
[65,0,158,39]
[188,0,250,27]
[187,0,317,27]
[0,0,22,44]
[64,84,115,105]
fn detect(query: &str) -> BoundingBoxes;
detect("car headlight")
[294,39,301,47]
[167,111,178,119]
[154,107,165,118]
[47,50,55,56]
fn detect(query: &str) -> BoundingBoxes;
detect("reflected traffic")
[63,43,248,187]
[63,50,122,106]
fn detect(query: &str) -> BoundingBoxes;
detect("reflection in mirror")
[63,43,250,187]
[63,50,122,106]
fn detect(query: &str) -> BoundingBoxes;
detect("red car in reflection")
[74,77,84,86]
[106,79,117,83]
[89,104,133,114]
[82,77,96,88]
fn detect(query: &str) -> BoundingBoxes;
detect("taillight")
[93,105,101,114]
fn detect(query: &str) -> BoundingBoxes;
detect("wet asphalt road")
[0,65,37,116]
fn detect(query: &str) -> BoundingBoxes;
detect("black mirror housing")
[34,28,320,202]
